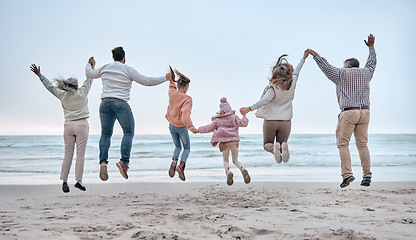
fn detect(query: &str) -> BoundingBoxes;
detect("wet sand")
[1,181,415,239]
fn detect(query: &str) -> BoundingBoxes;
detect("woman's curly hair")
[270,54,294,91]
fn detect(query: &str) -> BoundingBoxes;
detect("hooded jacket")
[198,110,248,147]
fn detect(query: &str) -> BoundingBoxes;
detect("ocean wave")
[3,143,63,148]
[0,169,51,174]
[1,134,416,175]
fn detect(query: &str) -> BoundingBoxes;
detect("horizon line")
[1,132,415,136]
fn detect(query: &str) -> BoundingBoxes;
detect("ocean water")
[0,134,415,184]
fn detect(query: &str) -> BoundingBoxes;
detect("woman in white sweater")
[30,64,93,193]
[240,51,308,163]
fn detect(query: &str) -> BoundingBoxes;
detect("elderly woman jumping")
[30,64,93,193]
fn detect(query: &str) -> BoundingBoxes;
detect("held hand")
[165,72,172,81]
[191,129,199,134]
[364,34,375,49]
[240,107,251,116]
[303,49,309,59]
[307,49,318,57]
[88,56,96,69]
[30,64,42,77]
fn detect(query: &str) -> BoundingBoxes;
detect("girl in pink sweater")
[165,68,198,181]
[198,97,251,186]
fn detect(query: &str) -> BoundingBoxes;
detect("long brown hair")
[270,54,294,91]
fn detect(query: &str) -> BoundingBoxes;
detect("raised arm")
[127,66,167,86]
[77,78,94,96]
[364,34,377,75]
[168,79,177,96]
[309,49,341,84]
[85,57,102,79]
[293,58,306,77]
[30,64,64,99]
[293,49,309,77]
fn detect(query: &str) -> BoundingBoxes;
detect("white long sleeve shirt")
[85,61,167,101]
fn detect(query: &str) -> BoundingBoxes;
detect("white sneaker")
[274,143,282,163]
[281,142,290,163]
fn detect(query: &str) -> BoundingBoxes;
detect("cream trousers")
[61,118,89,183]
[336,109,371,179]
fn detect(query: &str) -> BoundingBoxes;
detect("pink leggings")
[262,120,291,153]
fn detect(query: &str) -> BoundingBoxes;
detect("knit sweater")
[85,61,166,101]
[40,75,93,121]
[254,58,305,120]
[198,111,249,147]
[165,80,196,132]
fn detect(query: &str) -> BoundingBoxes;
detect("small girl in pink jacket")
[198,97,251,186]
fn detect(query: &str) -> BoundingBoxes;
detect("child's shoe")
[241,168,251,184]
[226,169,234,186]
[176,161,186,181]
[168,159,178,178]
[281,142,290,163]
[274,143,282,163]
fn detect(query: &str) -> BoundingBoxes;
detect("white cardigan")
[252,59,305,120]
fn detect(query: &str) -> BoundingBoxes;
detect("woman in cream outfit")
[30,64,93,193]
[240,51,308,163]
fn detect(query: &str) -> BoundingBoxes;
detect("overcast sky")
[0,0,415,135]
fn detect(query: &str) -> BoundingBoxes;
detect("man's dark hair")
[112,47,125,62]
[344,58,360,68]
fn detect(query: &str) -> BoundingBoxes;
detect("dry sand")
[1,181,415,239]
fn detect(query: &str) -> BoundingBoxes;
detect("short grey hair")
[54,77,78,92]
[344,58,360,68]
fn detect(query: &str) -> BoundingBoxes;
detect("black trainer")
[340,176,355,188]
[62,182,70,193]
[360,177,371,187]
[74,182,86,191]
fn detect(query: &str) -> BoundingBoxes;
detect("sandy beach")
[1,181,415,240]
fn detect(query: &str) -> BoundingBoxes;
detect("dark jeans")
[99,99,135,165]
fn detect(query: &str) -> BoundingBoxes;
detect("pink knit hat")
[220,97,232,113]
